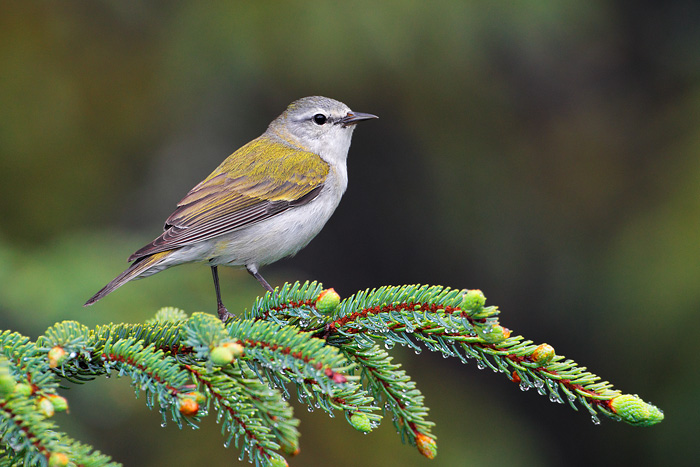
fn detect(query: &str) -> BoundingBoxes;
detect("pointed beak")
[340,111,378,126]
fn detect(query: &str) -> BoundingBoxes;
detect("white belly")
[145,172,346,276]
[209,184,342,268]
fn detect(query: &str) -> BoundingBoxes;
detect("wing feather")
[128,136,328,261]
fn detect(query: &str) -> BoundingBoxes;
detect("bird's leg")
[211,266,234,322]
[246,266,275,294]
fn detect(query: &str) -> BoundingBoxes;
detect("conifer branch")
[183,362,283,464]
[340,342,434,446]
[1,282,663,466]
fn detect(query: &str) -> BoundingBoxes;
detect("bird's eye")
[312,114,327,125]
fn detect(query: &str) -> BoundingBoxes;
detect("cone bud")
[0,363,15,396]
[14,383,33,397]
[479,324,510,343]
[416,433,437,459]
[222,341,244,358]
[460,289,486,313]
[531,344,555,365]
[48,452,69,467]
[210,346,234,366]
[349,412,372,433]
[610,394,664,426]
[37,396,55,418]
[48,394,69,412]
[268,453,289,467]
[179,397,199,416]
[315,288,341,314]
[185,391,206,405]
[48,346,67,369]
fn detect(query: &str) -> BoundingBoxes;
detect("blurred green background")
[1,1,698,466]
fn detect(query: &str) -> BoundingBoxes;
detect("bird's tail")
[84,251,173,306]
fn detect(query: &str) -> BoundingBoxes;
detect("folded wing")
[128,136,329,261]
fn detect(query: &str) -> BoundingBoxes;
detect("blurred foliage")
[1,0,699,465]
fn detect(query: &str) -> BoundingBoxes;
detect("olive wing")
[128,137,329,261]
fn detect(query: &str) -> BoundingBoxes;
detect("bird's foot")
[217,304,234,323]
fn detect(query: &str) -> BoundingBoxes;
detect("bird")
[84,96,377,320]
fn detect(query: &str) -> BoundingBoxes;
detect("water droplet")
[519,381,531,391]
[384,340,395,350]
[567,394,576,402]
[476,361,485,370]
[591,415,601,425]
[161,421,167,427]
[414,347,422,355]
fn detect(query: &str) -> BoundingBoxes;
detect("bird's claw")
[218,304,234,323]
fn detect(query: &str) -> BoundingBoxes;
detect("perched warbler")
[85,96,377,320]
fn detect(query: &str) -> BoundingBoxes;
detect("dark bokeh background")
[1,2,698,466]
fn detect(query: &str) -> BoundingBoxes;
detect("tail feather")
[84,251,172,306]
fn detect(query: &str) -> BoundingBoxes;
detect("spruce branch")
[325,286,663,429]
[182,362,283,464]
[0,332,118,467]
[221,364,300,457]
[1,282,663,466]
[340,342,434,446]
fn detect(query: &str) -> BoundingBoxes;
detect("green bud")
[14,383,33,397]
[478,324,510,343]
[48,394,69,413]
[349,412,372,433]
[461,289,486,313]
[279,438,300,457]
[37,397,55,418]
[268,452,289,467]
[48,452,69,467]
[0,363,15,396]
[531,344,555,365]
[416,433,437,459]
[222,342,244,358]
[48,346,67,369]
[210,346,234,366]
[185,391,207,405]
[315,288,341,314]
[610,394,664,426]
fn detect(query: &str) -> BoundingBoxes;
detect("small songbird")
[85,96,377,320]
